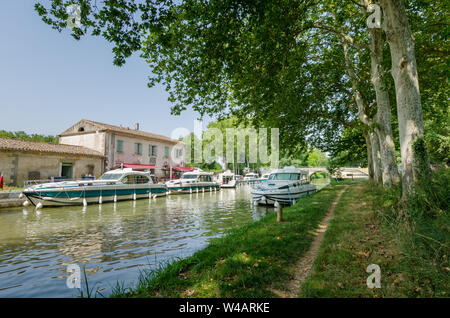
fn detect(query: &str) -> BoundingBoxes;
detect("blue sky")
[0,1,210,138]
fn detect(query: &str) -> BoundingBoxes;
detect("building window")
[135,143,143,155]
[164,146,169,158]
[175,148,182,158]
[117,140,123,153]
[149,144,157,156]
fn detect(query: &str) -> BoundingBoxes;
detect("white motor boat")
[251,166,316,206]
[259,173,270,181]
[165,169,220,194]
[22,168,168,208]
[243,172,259,183]
[219,170,237,188]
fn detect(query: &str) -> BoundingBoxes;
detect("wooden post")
[277,205,283,222]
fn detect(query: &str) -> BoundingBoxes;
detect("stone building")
[0,138,104,187]
[58,119,186,178]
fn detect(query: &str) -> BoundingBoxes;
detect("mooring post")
[277,204,283,222]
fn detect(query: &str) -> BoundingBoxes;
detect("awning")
[122,163,159,169]
[172,166,195,172]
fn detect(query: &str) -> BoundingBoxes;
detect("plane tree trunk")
[380,0,430,196]
[364,131,375,183]
[369,27,401,186]
[370,130,383,184]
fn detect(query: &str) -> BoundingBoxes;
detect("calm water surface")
[0,185,276,297]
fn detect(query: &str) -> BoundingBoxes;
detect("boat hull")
[220,180,236,188]
[23,186,167,207]
[166,183,220,194]
[251,184,316,205]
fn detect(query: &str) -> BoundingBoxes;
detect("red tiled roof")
[0,138,104,158]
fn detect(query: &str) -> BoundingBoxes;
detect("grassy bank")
[300,170,449,297]
[111,180,352,298]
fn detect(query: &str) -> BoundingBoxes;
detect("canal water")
[0,179,329,298]
[0,185,277,297]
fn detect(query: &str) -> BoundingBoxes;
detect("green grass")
[300,172,449,298]
[111,180,354,298]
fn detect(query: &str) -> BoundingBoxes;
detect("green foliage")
[305,148,329,167]
[34,0,448,183]
[412,136,432,188]
[408,0,450,165]
[0,130,59,144]
[328,127,368,167]
[375,169,450,297]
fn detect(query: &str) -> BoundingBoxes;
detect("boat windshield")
[268,173,300,180]
[182,174,198,179]
[99,173,123,180]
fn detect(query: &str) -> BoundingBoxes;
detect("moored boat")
[219,170,237,188]
[243,172,259,183]
[23,168,167,208]
[165,169,220,194]
[251,166,316,206]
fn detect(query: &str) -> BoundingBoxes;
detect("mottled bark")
[364,131,375,183]
[370,130,383,184]
[380,0,429,196]
[369,27,400,186]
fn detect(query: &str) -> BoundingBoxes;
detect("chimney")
[135,123,140,130]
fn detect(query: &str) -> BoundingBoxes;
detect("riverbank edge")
[110,179,358,298]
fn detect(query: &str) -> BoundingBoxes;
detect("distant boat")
[259,173,270,181]
[251,166,316,206]
[23,168,167,208]
[219,170,237,188]
[165,169,220,194]
[243,172,259,183]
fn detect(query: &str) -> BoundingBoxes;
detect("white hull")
[166,183,220,194]
[252,184,316,205]
[25,191,166,207]
[220,179,236,188]
[23,168,167,208]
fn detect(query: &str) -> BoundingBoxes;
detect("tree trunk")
[370,130,383,184]
[380,0,429,196]
[364,131,375,183]
[369,27,400,186]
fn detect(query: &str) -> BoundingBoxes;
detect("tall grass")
[375,168,449,297]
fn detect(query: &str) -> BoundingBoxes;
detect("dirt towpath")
[271,185,349,297]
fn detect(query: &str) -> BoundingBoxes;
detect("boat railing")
[23,177,91,188]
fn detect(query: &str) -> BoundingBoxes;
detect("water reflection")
[0,185,273,297]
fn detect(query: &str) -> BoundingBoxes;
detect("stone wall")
[0,151,104,187]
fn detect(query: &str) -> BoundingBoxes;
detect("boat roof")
[245,172,258,175]
[222,170,234,176]
[270,166,308,174]
[104,168,152,176]
[182,169,214,176]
